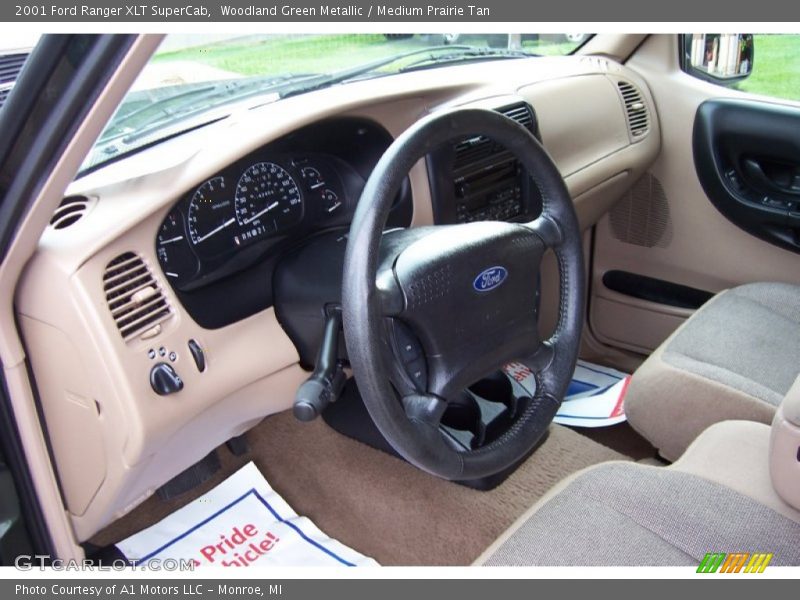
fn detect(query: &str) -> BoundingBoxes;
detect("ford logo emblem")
[473,266,508,293]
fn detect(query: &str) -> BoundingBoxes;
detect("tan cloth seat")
[478,421,800,566]
[625,282,800,461]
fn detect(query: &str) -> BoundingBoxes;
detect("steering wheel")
[341,108,584,480]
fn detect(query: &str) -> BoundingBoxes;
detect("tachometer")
[187,176,236,257]
[234,162,303,233]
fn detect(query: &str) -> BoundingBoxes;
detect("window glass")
[682,34,800,102]
[81,33,592,174]
[736,34,800,101]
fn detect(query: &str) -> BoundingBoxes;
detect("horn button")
[393,221,544,399]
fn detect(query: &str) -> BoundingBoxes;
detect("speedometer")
[234,162,303,232]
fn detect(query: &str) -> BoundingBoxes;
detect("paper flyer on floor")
[504,360,630,428]
[117,462,378,567]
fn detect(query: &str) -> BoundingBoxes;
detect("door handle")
[742,158,800,196]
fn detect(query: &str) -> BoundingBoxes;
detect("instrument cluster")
[156,154,347,290]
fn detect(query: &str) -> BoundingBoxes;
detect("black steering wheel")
[341,108,584,480]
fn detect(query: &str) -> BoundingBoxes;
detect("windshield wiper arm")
[279,45,484,99]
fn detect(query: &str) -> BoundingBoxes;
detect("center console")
[427,102,544,225]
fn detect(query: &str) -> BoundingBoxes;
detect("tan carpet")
[570,422,657,461]
[91,411,627,565]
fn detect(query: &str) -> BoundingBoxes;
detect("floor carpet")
[91,411,628,565]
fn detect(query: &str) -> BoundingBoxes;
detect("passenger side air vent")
[617,81,649,140]
[103,252,172,342]
[49,195,93,229]
[453,102,536,167]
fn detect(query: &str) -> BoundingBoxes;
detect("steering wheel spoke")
[521,340,555,373]
[402,393,448,427]
[376,267,405,317]
[525,214,564,249]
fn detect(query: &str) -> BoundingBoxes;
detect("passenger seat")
[625,282,800,461]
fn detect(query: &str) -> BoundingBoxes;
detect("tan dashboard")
[14,53,659,541]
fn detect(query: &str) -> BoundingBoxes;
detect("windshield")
[81,33,592,174]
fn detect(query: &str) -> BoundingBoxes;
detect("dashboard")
[153,117,413,328]
[15,54,661,542]
[155,102,542,330]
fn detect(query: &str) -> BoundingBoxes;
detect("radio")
[454,158,525,223]
[426,101,543,225]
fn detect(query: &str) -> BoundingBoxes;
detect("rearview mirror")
[683,34,754,85]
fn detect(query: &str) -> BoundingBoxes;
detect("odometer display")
[235,162,303,233]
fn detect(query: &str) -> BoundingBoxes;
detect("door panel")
[590,34,800,356]
[693,98,800,254]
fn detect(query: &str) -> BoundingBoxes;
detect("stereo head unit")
[427,102,544,225]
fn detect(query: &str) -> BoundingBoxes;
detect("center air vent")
[453,102,536,167]
[103,252,172,342]
[50,195,93,229]
[501,103,534,130]
[617,80,649,140]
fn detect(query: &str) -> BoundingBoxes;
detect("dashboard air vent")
[50,195,92,229]
[501,103,534,130]
[0,53,28,85]
[0,87,10,110]
[617,81,649,139]
[454,135,493,165]
[453,102,535,167]
[103,252,172,342]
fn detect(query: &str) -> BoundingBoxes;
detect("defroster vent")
[50,195,93,229]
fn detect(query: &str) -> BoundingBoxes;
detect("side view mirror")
[683,33,754,85]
